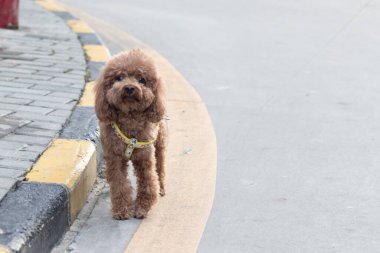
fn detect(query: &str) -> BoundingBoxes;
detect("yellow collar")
[111,121,156,159]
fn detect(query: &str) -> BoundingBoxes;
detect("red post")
[0,0,20,29]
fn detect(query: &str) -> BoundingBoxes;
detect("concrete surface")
[59,0,380,252]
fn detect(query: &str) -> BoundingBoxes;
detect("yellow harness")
[111,121,156,159]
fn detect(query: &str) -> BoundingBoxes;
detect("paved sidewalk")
[0,0,86,200]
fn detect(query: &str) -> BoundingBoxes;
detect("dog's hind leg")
[155,121,167,196]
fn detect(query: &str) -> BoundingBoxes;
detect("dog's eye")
[137,76,146,85]
[115,75,124,82]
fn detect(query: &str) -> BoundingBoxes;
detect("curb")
[0,1,110,252]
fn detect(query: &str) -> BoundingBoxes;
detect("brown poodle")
[95,49,167,219]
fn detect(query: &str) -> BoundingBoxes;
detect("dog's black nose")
[124,86,135,95]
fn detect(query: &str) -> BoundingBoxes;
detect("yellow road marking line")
[79,81,95,107]
[26,139,96,221]
[83,45,110,62]
[67,20,94,33]
[36,0,66,12]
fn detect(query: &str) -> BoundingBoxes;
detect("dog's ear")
[94,69,117,123]
[144,77,166,123]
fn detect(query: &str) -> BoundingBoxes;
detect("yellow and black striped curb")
[0,1,110,252]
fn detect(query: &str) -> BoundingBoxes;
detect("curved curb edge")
[0,1,110,252]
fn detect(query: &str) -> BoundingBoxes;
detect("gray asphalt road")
[60,0,380,252]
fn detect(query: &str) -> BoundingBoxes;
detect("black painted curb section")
[87,61,104,81]
[0,182,69,253]
[52,11,76,21]
[60,107,104,175]
[60,107,98,142]
[77,33,102,45]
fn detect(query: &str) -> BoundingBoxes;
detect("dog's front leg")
[133,149,159,218]
[105,157,134,220]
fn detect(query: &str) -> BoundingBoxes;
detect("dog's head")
[95,49,165,123]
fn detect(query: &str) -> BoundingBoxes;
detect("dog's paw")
[159,188,166,197]
[112,208,134,220]
[134,206,148,219]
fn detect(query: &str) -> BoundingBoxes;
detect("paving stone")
[6,78,39,85]
[27,121,63,131]
[49,91,81,99]
[20,53,71,61]
[0,140,24,150]
[51,76,85,83]
[0,148,39,161]
[0,97,33,105]
[2,134,51,146]
[0,158,33,170]
[48,109,73,117]
[10,111,67,124]
[31,101,75,110]
[0,80,34,88]
[0,71,53,80]
[17,65,68,73]
[16,126,58,138]
[53,62,86,69]
[31,85,82,94]
[0,103,53,114]
[0,91,11,97]
[0,76,16,81]
[20,144,47,153]
[0,177,17,189]
[2,59,53,67]
[0,67,37,74]
[0,124,13,131]
[9,93,73,103]
[37,70,71,77]
[0,85,50,95]
[0,117,31,127]
[14,78,74,87]
[0,61,18,68]
[0,54,37,61]
[42,81,77,87]
[51,73,85,80]
[0,124,15,137]
[0,109,12,117]
[0,131,9,138]
[66,69,87,76]
[0,167,27,178]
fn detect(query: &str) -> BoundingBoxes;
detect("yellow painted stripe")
[67,20,94,33]
[83,45,110,62]
[0,246,10,253]
[36,0,66,12]
[79,81,95,107]
[26,139,96,221]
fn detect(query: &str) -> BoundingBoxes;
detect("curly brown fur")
[95,49,167,219]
